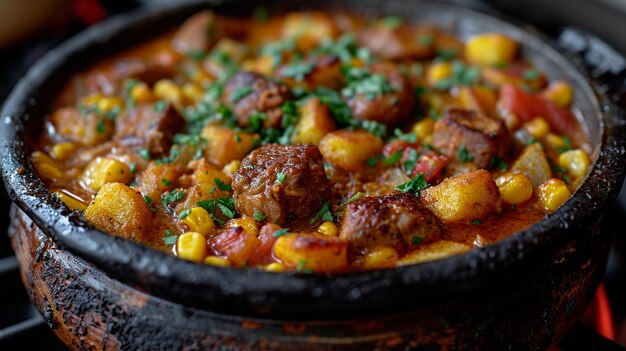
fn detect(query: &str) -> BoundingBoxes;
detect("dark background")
[0,0,625,349]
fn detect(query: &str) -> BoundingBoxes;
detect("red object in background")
[71,0,106,25]
[586,284,616,340]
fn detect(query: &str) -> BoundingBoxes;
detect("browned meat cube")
[50,107,114,146]
[432,109,511,169]
[357,25,436,61]
[339,192,441,251]
[346,62,415,126]
[172,11,219,55]
[223,71,291,129]
[114,102,185,155]
[232,144,330,225]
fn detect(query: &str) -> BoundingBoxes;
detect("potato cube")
[292,97,336,145]
[318,130,383,171]
[421,169,500,222]
[282,12,338,51]
[465,33,518,66]
[84,182,153,241]
[201,125,258,167]
[273,233,348,272]
[511,143,552,187]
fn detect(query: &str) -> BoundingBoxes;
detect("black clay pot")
[2,1,626,350]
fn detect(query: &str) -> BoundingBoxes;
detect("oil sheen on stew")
[30,10,593,273]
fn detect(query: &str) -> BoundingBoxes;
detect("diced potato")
[50,107,114,146]
[421,169,500,222]
[176,232,207,263]
[241,55,274,76]
[318,130,383,171]
[136,162,181,200]
[191,159,230,187]
[558,149,590,178]
[496,172,533,205]
[211,38,248,63]
[84,182,153,241]
[282,12,338,51]
[292,97,336,145]
[82,157,132,192]
[397,241,471,265]
[511,143,551,187]
[542,81,573,107]
[458,86,497,114]
[411,118,435,140]
[273,233,349,272]
[222,160,240,178]
[182,83,203,105]
[49,142,78,161]
[537,178,571,212]
[465,33,518,66]
[362,246,398,269]
[201,125,258,167]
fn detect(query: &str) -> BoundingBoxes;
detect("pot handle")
[557,27,626,103]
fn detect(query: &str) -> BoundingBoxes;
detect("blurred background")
[0,0,625,349]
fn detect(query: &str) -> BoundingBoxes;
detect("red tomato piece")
[411,152,448,182]
[249,223,281,265]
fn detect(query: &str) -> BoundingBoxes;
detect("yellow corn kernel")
[130,82,153,104]
[54,190,87,211]
[49,142,77,161]
[225,217,259,236]
[31,151,63,180]
[97,96,124,112]
[222,160,241,178]
[182,83,203,105]
[318,221,338,236]
[181,207,215,236]
[82,157,132,191]
[264,262,287,272]
[538,178,571,212]
[153,79,184,107]
[176,232,207,262]
[524,117,550,139]
[558,149,590,178]
[495,172,533,205]
[427,62,453,86]
[542,81,573,107]
[204,256,230,267]
[363,246,399,269]
[465,33,518,66]
[545,133,564,149]
[81,93,103,107]
[411,118,435,140]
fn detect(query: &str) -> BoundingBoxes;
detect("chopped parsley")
[296,259,314,274]
[470,219,482,225]
[230,86,253,102]
[393,128,417,143]
[144,195,156,212]
[402,149,420,174]
[556,135,573,153]
[197,197,236,225]
[396,173,429,197]
[161,189,185,214]
[161,178,172,186]
[129,163,137,174]
[162,230,178,245]
[489,156,508,170]
[137,148,151,160]
[277,172,286,184]
[96,119,106,134]
[173,134,206,146]
[377,16,403,28]
[458,144,474,163]
[383,151,403,165]
[178,209,191,220]
[253,211,266,222]
[411,236,424,245]
[154,100,168,113]
[433,61,480,90]
[272,228,289,237]
[342,67,395,101]
[366,155,383,167]
[155,149,181,165]
[309,201,334,224]
[280,62,315,81]
[260,38,296,68]
[522,69,540,80]
[360,120,387,138]
[418,35,434,46]
[215,179,232,191]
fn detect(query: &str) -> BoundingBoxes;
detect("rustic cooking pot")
[2,0,625,350]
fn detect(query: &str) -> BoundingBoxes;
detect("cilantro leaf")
[458,144,474,163]
[396,173,429,198]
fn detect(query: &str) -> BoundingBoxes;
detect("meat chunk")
[50,107,114,146]
[357,25,436,61]
[114,102,185,155]
[339,193,441,251]
[232,144,330,225]
[432,109,511,169]
[223,71,291,129]
[172,11,219,55]
[345,62,415,126]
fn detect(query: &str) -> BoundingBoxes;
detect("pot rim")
[2,0,625,317]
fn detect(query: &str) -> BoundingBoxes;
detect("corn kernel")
[97,96,124,112]
[54,190,87,211]
[466,33,518,66]
[558,149,590,178]
[318,221,338,236]
[363,247,399,269]
[427,62,453,86]
[264,262,287,272]
[191,70,213,86]
[81,93,103,107]
[543,81,573,107]
[495,172,533,205]
[204,256,230,267]
[181,207,215,236]
[31,151,63,181]
[176,232,207,262]
[225,217,259,236]
[222,160,241,178]
[130,82,153,104]
[524,117,550,139]
[412,118,435,140]
[182,83,203,105]
[82,157,132,191]
[545,133,564,149]
[153,79,184,107]
[538,178,571,212]
[49,142,77,161]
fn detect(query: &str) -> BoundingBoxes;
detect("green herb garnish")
[309,201,334,224]
[230,86,253,102]
[272,228,289,237]
[277,172,286,184]
[396,173,429,198]
[458,144,474,163]
[161,178,172,186]
[178,209,191,220]
[215,179,232,191]
[253,211,266,222]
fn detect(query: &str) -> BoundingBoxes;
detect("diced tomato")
[249,223,281,265]
[210,227,261,266]
[499,84,577,135]
[411,152,448,182]
[382,140,419,158]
